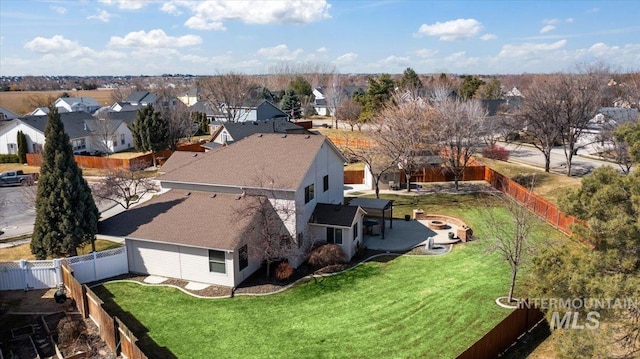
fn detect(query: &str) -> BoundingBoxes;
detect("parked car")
[0,170,39,186]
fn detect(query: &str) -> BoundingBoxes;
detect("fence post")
[114,316,122,356]
[20,259,28,291]
[53,258,62,287]
[93,251,98,282]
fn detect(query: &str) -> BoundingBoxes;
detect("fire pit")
[428,220,448,230]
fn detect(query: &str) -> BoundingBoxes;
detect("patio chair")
[389,181,398,190]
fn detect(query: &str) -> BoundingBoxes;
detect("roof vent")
[254,121,259,125]
[258,134,263,137]
[192,153,198,157]
[305,135,311,139]
[282,134,287,138]
[185,192,191,196]
[211,194,217,198]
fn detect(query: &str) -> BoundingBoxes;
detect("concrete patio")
[364,218,463,251]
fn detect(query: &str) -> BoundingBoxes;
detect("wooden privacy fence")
[402,166,486,183]
[61,261,148,359]
[326,135,374,150]
[484,167,585,238]
[344,169,365,184]
[456,305,544,359]
[26,142,205,170]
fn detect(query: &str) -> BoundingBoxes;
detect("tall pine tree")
[129,104,169,167]
[31,106,99,259]
[17,130,27,163]
[280,89,302,119]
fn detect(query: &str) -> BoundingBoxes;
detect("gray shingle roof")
[98,190,260,250]
[161,133,342,191]
[311,204,362,227]
[19,111,94,139]
[216,119,304,143]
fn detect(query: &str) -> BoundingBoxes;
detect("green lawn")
[95,193,575,358]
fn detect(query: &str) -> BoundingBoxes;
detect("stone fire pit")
[428,220,448,230]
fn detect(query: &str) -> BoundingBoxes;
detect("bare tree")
[90,112,120,156]
[432,90,486,190]
[157,96,193,150]
[341,139,399,198]
[325,73,348,128]
[335,98,362,131]
[371,94,433,191]
[110,86,135,104]
[485,191,537,304]
[93,165,160,210]
[556,64,607,176]
[234,187,299,278]
[199,72,257,122]
[518,75,563,172]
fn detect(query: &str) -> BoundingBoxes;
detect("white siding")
[0,122,46,155]
[178,246,235,287]
[127,240,181,278]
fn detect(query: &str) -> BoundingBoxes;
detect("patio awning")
[347,198,394,239]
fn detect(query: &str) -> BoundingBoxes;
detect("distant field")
[0,89,115,116]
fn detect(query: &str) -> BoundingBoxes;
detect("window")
[72,139,86,151]
[353,223,358,239]
[238,245,248,271]
[297,232,304,248]
[112,137,117,148]
[304,184,315,204]
[326,227,343,245]
[221,131,229,143]
[121,134,125,145]
[7,143,17,155]
[208,250,226,273]
[323,175,329,192]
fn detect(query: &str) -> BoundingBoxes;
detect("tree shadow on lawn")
[90,285,178,359]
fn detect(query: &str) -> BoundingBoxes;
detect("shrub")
[0,154,20,163]
[308,243,347,269]
[482,145,510,161]
[274,261,294,281]
[512,173,538,187]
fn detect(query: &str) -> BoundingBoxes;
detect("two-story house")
[99,133,365,287]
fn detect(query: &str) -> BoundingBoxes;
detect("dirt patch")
[0,288,77,313]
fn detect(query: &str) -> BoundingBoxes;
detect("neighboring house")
[223,99,289,122]
[30,107,52,116]
[579,107,639,149]
[100,133,363,287]
[204,119,307,149]
[312,87,329,116]
[0,112,94,155]
[122,91,159,107]
[0,111,136,155]
[0,106,19,121]
[505,87,524,98]
[54,97,100,114]
[178,88,199,106]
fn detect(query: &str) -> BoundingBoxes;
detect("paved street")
[498,141,619,176]
[0,185,37,239]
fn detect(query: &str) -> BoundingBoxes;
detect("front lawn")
[96,193,574,358]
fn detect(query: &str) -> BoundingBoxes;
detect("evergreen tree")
[398,67,423,91]
[129,104,169,167]
[17,130,27,164]
[31,106,99,259]
[356,74,395,121]
[280,89,302,119]
[191,112,209,135]
[459,75,485,100]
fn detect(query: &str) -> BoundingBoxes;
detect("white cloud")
[50,5,67,15]
[24,35,96,58]
[381,55,411,66]
[317,47,327,53]
[588,7,600,14]
[498,40,568,58]
[162,0,331,31]
[335,52,358,63]
[414,18,483,41]
[160,2,181,15]
[415,48,439,58]
[444,51,479,68]
[257,44,303,61]
[98,0,148,10]
[542,18,559,25]
[566,18,574,23]
[540,25,556,34]
[87,10,112,22]
[481,33,497,41]
[108,29,202,48]
[588,42,614,57]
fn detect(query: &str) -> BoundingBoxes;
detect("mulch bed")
[94,247,447,298]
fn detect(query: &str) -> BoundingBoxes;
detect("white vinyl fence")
[0,247,128,291]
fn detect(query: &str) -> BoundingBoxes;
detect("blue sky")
[1,0,639,76]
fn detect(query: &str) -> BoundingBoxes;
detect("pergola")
[348,198,394,239]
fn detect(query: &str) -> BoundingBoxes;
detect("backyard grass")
[476,157,581,205]
[0,239,121,261]
[95,193,578,358]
